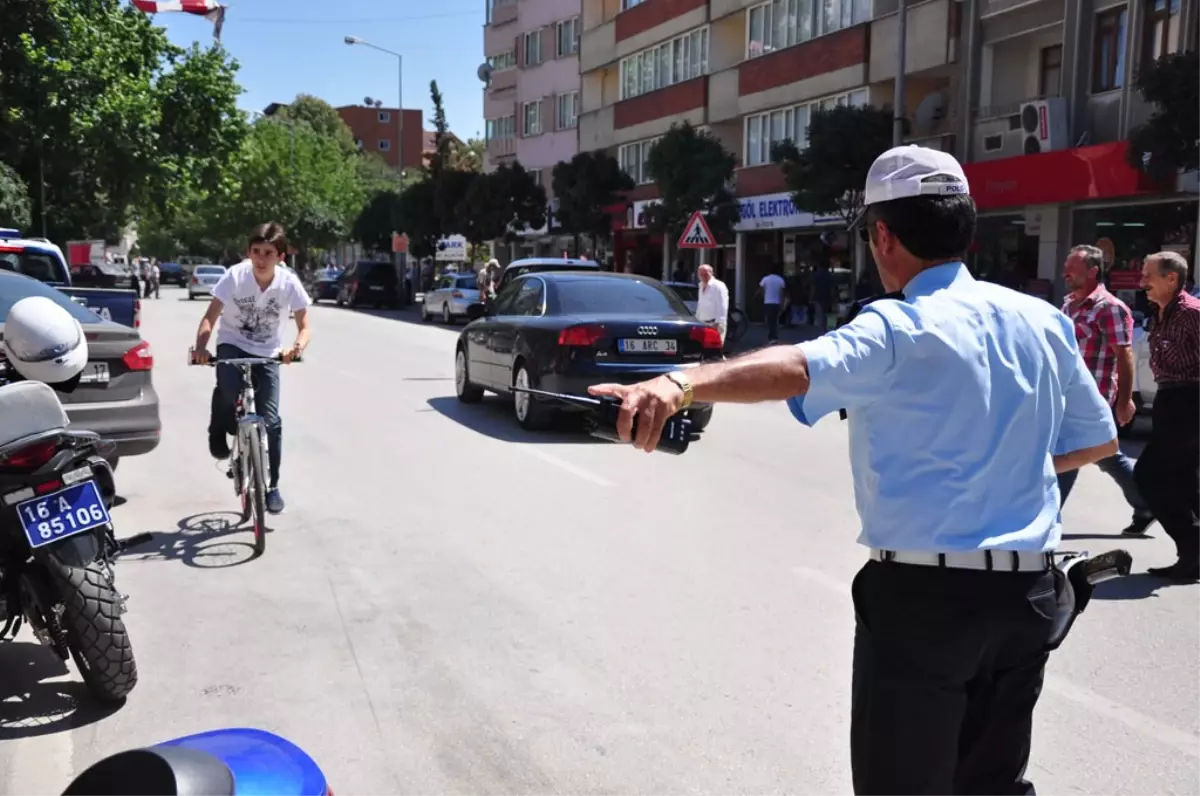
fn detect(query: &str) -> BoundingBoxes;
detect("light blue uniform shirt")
[789,262,1115,553]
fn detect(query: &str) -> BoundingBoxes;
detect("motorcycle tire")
[49,560,137,703]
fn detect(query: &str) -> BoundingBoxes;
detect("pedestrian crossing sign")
[678,211,717,249]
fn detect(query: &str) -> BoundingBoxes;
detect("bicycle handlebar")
[187,348,302,366]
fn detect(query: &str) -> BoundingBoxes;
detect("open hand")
[588,376,684,453]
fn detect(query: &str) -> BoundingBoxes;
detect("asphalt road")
[2,285,1197,795]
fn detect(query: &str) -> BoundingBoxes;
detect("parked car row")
[307,261,402,309]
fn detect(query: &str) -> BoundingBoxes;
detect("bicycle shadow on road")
[0,641,121,740]
[120,511,259,569]
[1091,572,1186,601]
[427,395,607,446]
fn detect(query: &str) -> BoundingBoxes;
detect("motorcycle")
[62,727,331,795]
[0,364,151,703]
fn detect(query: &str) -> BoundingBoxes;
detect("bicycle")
[188,349,300,556]
[726,307,748,344]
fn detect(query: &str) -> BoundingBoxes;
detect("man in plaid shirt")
[1057,245,1154,536]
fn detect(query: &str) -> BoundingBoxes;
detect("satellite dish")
[476,63,492,86]
[913,92,947,136]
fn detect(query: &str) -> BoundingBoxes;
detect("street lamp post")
[344,35,408,301]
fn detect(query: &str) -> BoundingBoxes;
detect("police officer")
[589,146,1118,795]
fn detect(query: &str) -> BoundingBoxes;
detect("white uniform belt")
[870,548,1052,573]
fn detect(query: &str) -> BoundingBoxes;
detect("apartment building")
[484,0,583,255]
[579,0,1197,309]
[337,105,426,172]
[960,0,1198,306]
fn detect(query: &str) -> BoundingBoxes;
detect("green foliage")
[0,162,32,230]
[353,189,401,253]
[552,151,634,243]
[0,0,245,242]
[428,80,452,179]
[1126,50,1199,182]
[644,122,739,240]
[277,94,356,156]
[398,178,439,259]
[773,104,896,224]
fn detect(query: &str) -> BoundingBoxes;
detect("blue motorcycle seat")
[62,747,235,796]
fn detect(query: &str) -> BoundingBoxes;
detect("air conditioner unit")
[1015,98,1067,155]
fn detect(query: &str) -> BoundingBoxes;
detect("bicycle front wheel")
[728,310,748,342]
[244,432,268,557]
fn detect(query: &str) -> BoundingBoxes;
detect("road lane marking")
[790,565,1200,759]
[517,447,615,488]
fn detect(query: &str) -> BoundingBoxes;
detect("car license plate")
[17,480,110,549]
[369,285,384,291]
[619,339,678,354]
[79,362,109,385]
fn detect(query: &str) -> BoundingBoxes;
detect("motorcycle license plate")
[17,480,110,549]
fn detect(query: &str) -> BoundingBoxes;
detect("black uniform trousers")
[1134,382,1199,566]
[850,560,1056,795]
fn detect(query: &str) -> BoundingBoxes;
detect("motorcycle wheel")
[50,561,137,703]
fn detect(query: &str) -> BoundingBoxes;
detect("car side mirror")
[466,302,487,321]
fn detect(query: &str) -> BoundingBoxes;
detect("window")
[488,50,517,71]
[747,0,812,57]
[557,17,579,56]
[618,137,662,184]
[378,139,391,151]
[527,168,543,186]
[486,115,516,141]
[619,27,709,100]
[1142,0,1181,68]
[1092,7,1127,92]
[508,280,545,316]
[524,29,543,66]
[486,0,515,24]
[742,88,868,166]
[556,91,579,130]
[1039,45,1062,97]
[621,0,646,9]
[354,138,364,150]
[377,111,391,123]
[554,278,685,316]
[522,100,542,136]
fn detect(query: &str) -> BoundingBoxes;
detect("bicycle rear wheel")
[244,432,268,557]
[728,309,748,342]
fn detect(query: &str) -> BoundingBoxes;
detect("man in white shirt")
[694,264,729,346]
[191,222,312,514]
[759,269,788,341]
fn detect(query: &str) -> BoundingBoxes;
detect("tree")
[552,151,634,251]
[772,104,896,225]
[1126,50,1199,183]
[397,177,439,259]
[277,94,357,156]
[451,138,486,173]
[427,80,453,180]
[0,162,32,230]
[644,123,740,267]
[0,0,246,242]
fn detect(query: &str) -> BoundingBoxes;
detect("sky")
[152,0,487,141]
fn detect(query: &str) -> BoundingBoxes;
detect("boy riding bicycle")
[190,222,311,514]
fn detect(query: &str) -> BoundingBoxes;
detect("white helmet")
[3,296,88,385]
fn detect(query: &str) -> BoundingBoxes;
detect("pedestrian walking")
[1135,250,1199,581]
[150,262,161,299]
[1057,244,1153,535]
[589,145,1117,795]
[758,268,787,341]
[694,264,729,346]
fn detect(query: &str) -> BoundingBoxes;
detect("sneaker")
[266,489,285,515]
[208,430,231,460]
[1121,515,1154,536]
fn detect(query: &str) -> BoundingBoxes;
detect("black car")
[454,272,719,431]
[310,267,344,303]
[336,261,398,308]
[159,262,186,286]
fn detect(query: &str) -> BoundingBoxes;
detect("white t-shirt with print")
[211,261,311,357]
[760,273,787,304]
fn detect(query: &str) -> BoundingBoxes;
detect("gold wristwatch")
[665,371,694,410]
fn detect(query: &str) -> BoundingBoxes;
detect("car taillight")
[689,325,723,349]
[133,298,141,329]
[123,340,153,371]
[558,324,605,347]
[451,290,463,298]
[0,440,59,469]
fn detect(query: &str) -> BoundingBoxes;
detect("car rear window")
[553,278,686,316]
[0,273,105,323]
[0,250,68,284]
[670,285,698,302]
[357,263,395,282]
[195,266,225,275]
[456,275,478,290]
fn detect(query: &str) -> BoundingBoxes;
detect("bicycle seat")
[62,747,235,795]
[0,381,68,449]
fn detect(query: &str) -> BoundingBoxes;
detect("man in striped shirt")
[1136,251,1199,581]
[1058,245,1153,536]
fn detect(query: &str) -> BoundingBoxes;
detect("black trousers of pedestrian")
[764,302,780,340]
[851,560,1056,795]
[1134,382,1200,565]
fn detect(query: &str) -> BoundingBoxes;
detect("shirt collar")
[901,261,973,297]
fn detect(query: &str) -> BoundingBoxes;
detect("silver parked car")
[422,272,482,324]
[188,264,227,300]
[1131,311,1157,413]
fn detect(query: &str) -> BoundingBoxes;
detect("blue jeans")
[1058,450,1151,519]
[210,343,282,488]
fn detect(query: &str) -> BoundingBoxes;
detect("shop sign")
[734,192,842,232]
[630,199,660,229]
[434,235,467,262]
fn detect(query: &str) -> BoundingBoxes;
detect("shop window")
[1039,45,1062,97]
[1142,0,1181,68]
[1092,7,1127,93]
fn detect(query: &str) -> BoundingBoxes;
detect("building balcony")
[580,19,617,72]
[869,0,956,81]
[488,68,517,94]
[487,0,518,27]
[980,0,1047,20]
[579,105,616,152]
[970,94,1069,163]
[614,76,707,130]
[487,136,516,162]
